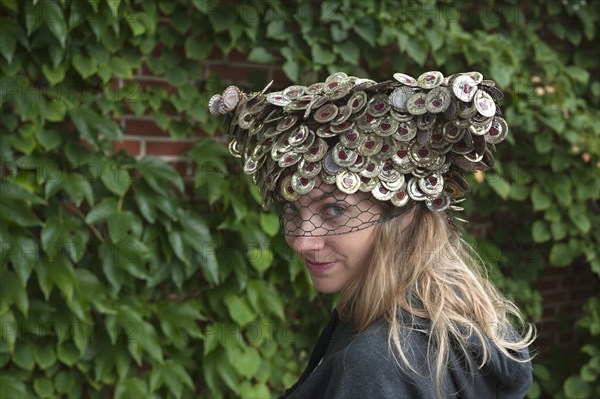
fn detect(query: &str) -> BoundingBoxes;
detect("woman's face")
[282,182,380,293]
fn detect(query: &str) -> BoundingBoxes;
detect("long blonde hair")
[336,204,535,397]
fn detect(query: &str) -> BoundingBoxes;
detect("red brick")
[113,140,141,156]
[125,119,170,137]
[146,141,193,156]
[561,276,576,288]
[538,277,559,292]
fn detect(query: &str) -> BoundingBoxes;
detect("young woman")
[210,71,535,398]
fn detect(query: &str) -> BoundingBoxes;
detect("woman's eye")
[322,205,345,219]
[282,203,298,215]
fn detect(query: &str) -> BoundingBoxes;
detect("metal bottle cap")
[348,154,366,172]
[340,129,365,149]
[407,178,426,201]
[314,103,339,123]
[452,75,478,102]
[425,193,451,211]
[332,144,358,168]
[360,157,383,178]
[276,114,298,132]
[377,115,399,137]
[331,105,352,125]
[486,117,508,144]
[358,134,383,156]
[278,151,302,168]
[288,125,309,146]
[390,189,410,207]
[406,92,428,115]
[408,142,436,167]
[393,120,418,142]
[348,91,368,114]
[291,173,315,195]
[357,112,380,132]
[329,120,354,134]
[367,94,391,117]
[320,169,337,185]
[304,137,328,162]
[425,86,451,113]
[389,86,413,111]
[473,89,496,118]
[372,182,394,201]
[443,122,465,143]
[297,159,322,178]
[418,173,444,195]
[280,175,299,201]
[417,71,444,89]
[266,92,291,106]
[393,73,418,86]
[336,171,361,194]
[359,176,378,192]
[376,137,396,161]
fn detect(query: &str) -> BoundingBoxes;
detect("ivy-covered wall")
[1,0,598,398]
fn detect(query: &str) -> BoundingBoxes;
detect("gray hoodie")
[282,310,532,398]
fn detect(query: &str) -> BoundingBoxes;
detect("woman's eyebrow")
[311,192,344,202]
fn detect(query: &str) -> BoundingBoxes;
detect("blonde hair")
[336,204,535,398]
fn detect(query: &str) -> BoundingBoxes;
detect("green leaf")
[0,19,17,64]
[568,205,591,234]
[85,198,118,224]
[248,247,273,273]
[224,294,256,327]
[487,175,511,200]
[247,47,277,63]
[550,221,567,241]
[48,256,77,302]
[12,344,35,371]
[57,343,80,367]
[232,347,261,379]
[107,211,136,243]
[312,44,336,65]
[34,344,57,369]
[138,156,184,193]
[101,161,132,196]
[185,36,212,59]
[260,213,280,237]
[531,185,551,211]
[36,128,62,150]
[114,378,149,399]
[0,376,28,398]
[169,230,190,265]
[336,40,360,65]
[72,54,97,79]
[549,243,575,267]
[166,66,188,87]
[34,377,55,398]
[0,202,43,227]
[44,0,68,47]
[563,375,591,398]
[532,221,551,243]
[62,173,94,206]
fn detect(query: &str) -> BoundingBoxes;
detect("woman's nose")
[286,234,326,255]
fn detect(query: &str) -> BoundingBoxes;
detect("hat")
[209,71,508,228]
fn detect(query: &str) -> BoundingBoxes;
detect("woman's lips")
[305,259,336,273]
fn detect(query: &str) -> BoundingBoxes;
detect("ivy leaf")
[487,175,511,200]
[247,47,277,63]
[0,18,17,64]
[12,345,35,371]
[114,378,149,399]
[312,44,336,65]
[72,54,97,79]
[531,185,551,211]
[224,294,256,327]
[34,344,57,370]
[248,247,273,273]
[568,205,591,234]
[44,0,68,48]
[336,40,360,65]
[86,198,119,224]
[184,36,212,60]
[101,161,132,196]
[532,220,551,243]
[549,243,576,267]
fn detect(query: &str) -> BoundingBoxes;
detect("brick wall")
[115,54,599,351]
